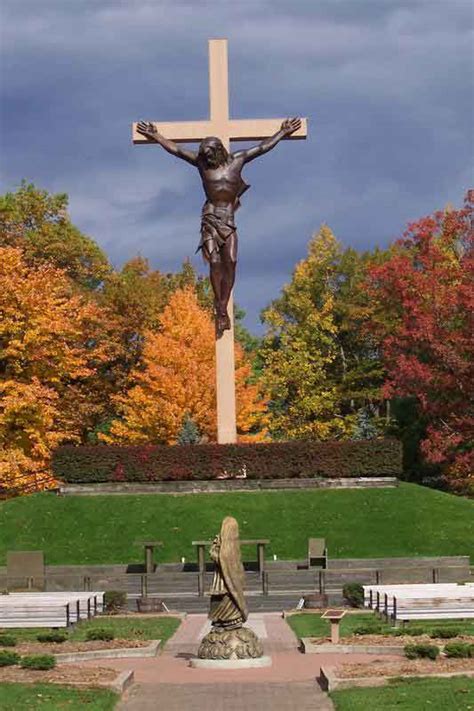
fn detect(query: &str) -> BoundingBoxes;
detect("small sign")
[321,609,346,621]
[296,598,305,610]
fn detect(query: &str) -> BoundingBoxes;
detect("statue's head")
[220,516,239,542]
[199,136,228,168]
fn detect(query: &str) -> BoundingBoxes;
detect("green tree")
[261,226,348,439]
[261,225,389,440]
[0,182,110,289]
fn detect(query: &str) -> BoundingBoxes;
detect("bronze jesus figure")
[136,118,302,333]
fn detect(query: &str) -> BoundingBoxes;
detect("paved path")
[88,613,395,710]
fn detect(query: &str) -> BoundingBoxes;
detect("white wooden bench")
[392,595,474,623]
[8,592,105,616]
[363,583,470,611]
[0,602,76,628]
[384,588,474,616]
[0,592,105,628]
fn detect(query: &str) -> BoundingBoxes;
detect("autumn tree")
[367,195,473,493]
[0,247,116,493]
[261,226,388,439]
[101,287,268,444]
[0,182,110,289]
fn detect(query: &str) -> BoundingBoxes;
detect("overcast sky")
[1,0,473,331]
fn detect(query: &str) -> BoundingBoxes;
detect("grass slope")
[0,684,118,711]
[0,483,472,565]
[286,613,474,639]
[331,677,474,711]
[2,616,182,644]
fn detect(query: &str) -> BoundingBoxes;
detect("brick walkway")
[86,613,396,710]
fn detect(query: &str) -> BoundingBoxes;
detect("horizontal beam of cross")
[132,117,307,144]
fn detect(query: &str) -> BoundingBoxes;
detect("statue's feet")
[216,312,231,334]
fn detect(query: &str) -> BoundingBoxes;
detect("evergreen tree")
[177,414,201,444]
[352,408,378,440]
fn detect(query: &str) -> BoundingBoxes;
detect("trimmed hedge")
[53,439,402,483]
[343,583,365,608]
[0,650,20,666]
[86,628,114,641]
[404,643,440,660]
[444,642,474,658]
[20,654,56,670]
[37,632,67,644]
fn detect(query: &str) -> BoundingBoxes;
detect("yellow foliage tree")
[0,246,115,493]
[261,226,353,440]
[101,287,268,444]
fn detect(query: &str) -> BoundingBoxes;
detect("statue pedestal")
[190,655,272,669]
[193,625,269,667]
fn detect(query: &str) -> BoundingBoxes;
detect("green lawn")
[0,683,118,711]
[287,612,474,639]
[1,616,181,644]
[1,483,472,565]
[330,677,474,710]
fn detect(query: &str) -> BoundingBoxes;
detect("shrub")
[36,632,67,644]
[429,628,458,639]
[53,439,402,483]
[0,634,17,647]
[444,642,474,658]
[404,643,440,660]
[20,654,56,670]
[391,626,426,637]
[342,583,364,608]
[104,590,127,614]
[0,650,20,666]
[85,628,115,641]
[352,623,385,636]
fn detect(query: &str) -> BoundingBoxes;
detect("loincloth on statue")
[197,205,237,262]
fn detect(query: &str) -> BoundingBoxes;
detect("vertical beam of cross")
[132,39,307,444]
[207,40,237,444]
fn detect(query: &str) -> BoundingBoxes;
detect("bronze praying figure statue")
[197,516,264,660]
[136,117,302,333]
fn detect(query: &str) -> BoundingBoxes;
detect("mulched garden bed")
[310,634,474,646]
[337,658,474,678]
[0,664,117,685]
[14,639,149,655]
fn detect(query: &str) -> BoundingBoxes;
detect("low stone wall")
[59,476,399,496]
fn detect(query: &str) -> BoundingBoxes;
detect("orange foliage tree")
[0,247,116,493]
[101,287,268,444]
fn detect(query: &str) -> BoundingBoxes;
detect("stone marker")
[321,608,347,644]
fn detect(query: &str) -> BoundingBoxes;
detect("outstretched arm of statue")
[136,121,198,166]
[235,117,302,164]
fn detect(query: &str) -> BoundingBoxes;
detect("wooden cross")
[132,39,307,444]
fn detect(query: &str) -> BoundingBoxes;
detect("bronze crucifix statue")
[136,117,301,333]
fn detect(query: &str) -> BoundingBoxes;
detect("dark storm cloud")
[1,0,473,331]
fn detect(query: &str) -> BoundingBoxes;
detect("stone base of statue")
[190,625,271,668]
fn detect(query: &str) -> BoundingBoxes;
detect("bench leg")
[198,546,205,597]
[145,546,154,574]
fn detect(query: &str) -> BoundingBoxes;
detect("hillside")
[1,483,472,565]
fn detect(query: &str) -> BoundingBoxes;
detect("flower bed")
[312,633,474,647]
[13,639,149,656]
[338,658,474,678]
[0,663,118,686]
